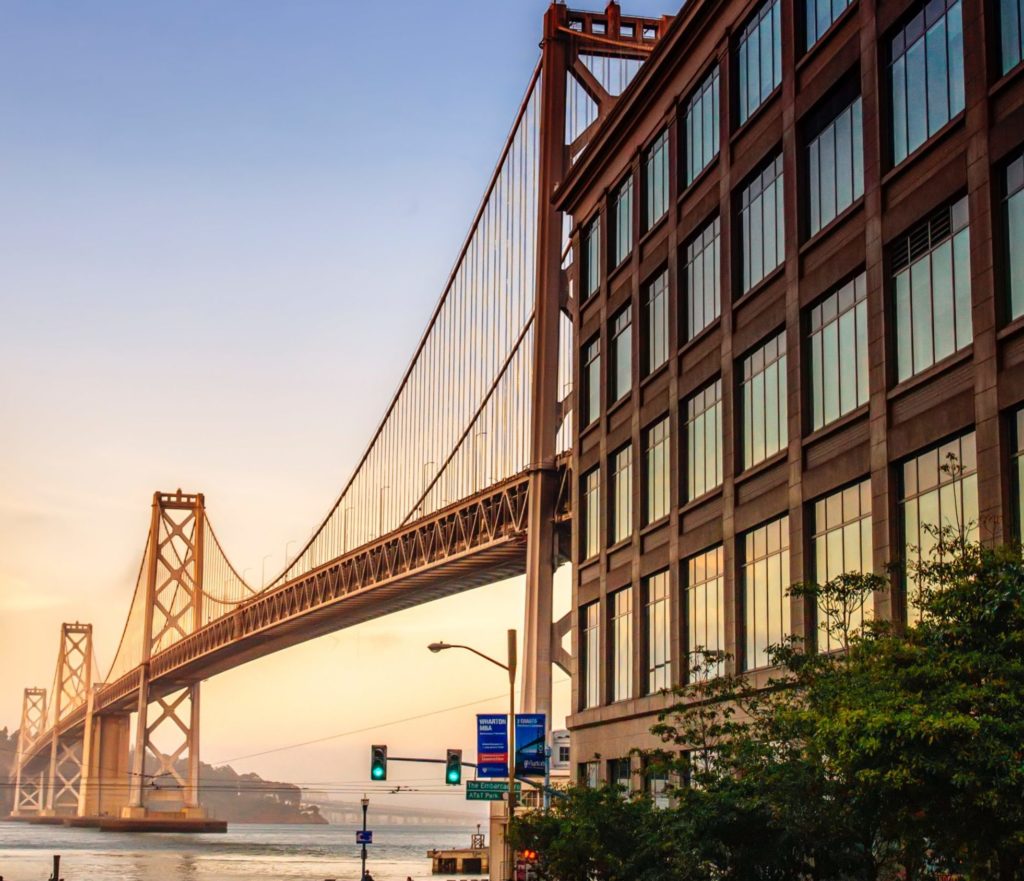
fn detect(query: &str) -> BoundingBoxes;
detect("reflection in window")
[611,445,633,545]
[582,467,601,560]
[608,757,632,795]
[742,516,791,670]
[582,601,600,708]
[806,0,852,48]
[1001,0,1024,73]
[901,431,978,623]
[645,764,670,808]
[583,215,601,299]
[890,0,965,164]
[645,571,671,692]
[808,98,864,235]
[687,546,725,678]
[645,271,670,374]
[1014,409,1024,541]
[610,307,633,404]
[644,130,670,230]
[685,217,720,340]
[685,67,720,185]
[611,588,633,702]
[741,155,785,293]
[812,480,873,652]
[644,418,671,524]
[893,197,972,382]
[809,274,868,430]
[582,336,601,426]
[613,176,634,267]
[1006,156,1024,321]
[738,0,782,124]
[686,379,723,500]
[742,331,788,469]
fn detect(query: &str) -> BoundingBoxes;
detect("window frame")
[612,174,635,269]
[741,514,792,671]
[581,335,602,427]
[609,305,633,406]
[609,587,634,703]
[738,154,786,295]
[644,570,672,694]
[1004,154,1024,323]
[581,600,601,709]
[643,269,670,376]
[643,416,671,525]
[685,378,724,501]
[684,216,721,342]
[685,545,726,679]
[581,466,601,561]
[582,213,602,301]
[736,0,783,126]
[610,444,634,546]
[683,65,721,187]
[740,330,789,470]
[643,129,671,232]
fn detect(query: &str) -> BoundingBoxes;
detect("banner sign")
[476,714,509,778]
[515,713,546,777]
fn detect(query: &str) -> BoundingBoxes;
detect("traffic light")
[370,744,387,781]
[520,849,539,862]
[445,748,462,785]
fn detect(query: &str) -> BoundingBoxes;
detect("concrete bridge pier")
[79,711,132,818]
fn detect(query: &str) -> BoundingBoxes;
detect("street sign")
[515,713,546,777]
[466,780,523,801]
[476,714,509,778]
[356,830,373,844]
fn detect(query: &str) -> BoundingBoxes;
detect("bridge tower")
[522,1,574,724]
[123,490,206,819]
[11,687,47,816]
[41,623,93,816]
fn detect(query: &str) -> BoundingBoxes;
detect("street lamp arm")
[430,642,509,672]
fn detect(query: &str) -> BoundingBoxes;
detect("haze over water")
[0,823,485,881]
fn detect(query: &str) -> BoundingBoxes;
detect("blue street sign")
[356,830,373,845]
[515,713,546,777]
[476,714,509,778]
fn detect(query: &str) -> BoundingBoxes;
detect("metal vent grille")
[892,201,956,273]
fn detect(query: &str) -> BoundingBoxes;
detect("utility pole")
[360,795,369,880]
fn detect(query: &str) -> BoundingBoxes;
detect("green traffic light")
[372,766,385,780]
[446,768,459,784]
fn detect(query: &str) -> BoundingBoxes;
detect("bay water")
[0,822,487,881]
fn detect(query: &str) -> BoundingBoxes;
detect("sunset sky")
[0,0,670,813]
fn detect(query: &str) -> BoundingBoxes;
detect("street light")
[428,629,518,881]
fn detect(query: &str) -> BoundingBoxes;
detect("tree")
[510,537,1024,880]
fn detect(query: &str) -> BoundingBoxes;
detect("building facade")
[558,0,1024,792]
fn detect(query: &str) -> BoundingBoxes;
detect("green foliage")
[511,539,1024,881]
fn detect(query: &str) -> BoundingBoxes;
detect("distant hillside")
[1,730,324,824]
[195,761,327,824]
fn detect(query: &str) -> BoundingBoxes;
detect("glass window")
[583,215,601,299]
[1001,0,1024,72]
[582,601,601,709]
[645,764,670,809]
[901,431,979,622]
[645,571,671,692]
[582,467,601,560]
[740,155,786,293]
[644,271,670,374]
[686,379,723,501]
[812,480,873,652]
[808,97,864,235]
[1006,156,1024,321]
[582,336,601,426]
[742,331,788,469]
[611,445,633,545]
[610,306,633,404]
[644,418,671,524]
[580,761,600,788]
[738,0,783,125]
[613,176,634,267]
[644,129,670,230]
[686,546,725,678]
[808,274,869,430]
[1013,409,1024,541]
[685,67,720,185]
[742,515,792,670]
[892,197,972,382]
[611,588,633,702]
[806,0,853,49]
[890,0,965,165]
[685,217,721,340]
[608,757,632,794]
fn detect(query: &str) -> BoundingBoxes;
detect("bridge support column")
[522,2,571,725]
[79,711,131,818]
[41,624,92,817]
[123,491,207,820]
[11,687,47,816]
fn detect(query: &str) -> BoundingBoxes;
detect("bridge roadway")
[19,465,570,771]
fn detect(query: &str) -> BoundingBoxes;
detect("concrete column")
[79,713,131,818]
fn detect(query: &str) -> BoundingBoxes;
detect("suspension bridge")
[8,3,668,822]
